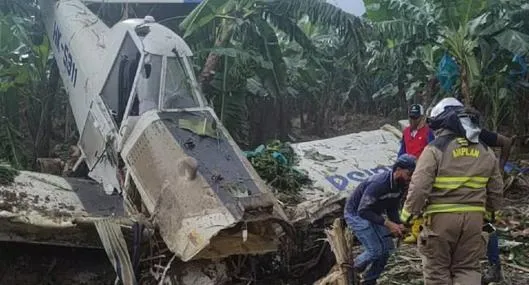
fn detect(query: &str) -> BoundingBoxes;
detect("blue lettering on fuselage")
[52,22,78,87]
[325,166,392,191]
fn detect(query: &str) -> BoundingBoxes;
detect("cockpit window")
[162,57,199,109]
[136,54,161,115]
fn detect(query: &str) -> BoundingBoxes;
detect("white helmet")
[429,97,463,119]
[428,97,481,143]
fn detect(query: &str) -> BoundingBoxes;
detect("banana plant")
[180,0,366,143]
[365,0,529,106]
[180,0,365,90]
[0,12,59,168]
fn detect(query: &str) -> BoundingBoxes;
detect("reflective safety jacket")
[400,129,504,223]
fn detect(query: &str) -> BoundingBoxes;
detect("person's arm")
[343,191,357,220]
[480,129,513,170]
[400,146,437,224]
[387,202,402,224]
[357,184,385,225]
[496,134,513,171]
[398,138,406,157]
[486,154,504,214]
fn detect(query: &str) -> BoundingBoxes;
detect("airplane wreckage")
[0,0,405,283]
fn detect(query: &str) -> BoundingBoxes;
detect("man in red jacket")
[398,104,435,158]
[398,104,435,243]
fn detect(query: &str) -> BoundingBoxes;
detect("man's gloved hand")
[485,211,496,223]
[403,217,423,244]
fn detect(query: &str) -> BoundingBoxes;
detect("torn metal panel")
[289,126,402,224]
[0,171,127,247]
[95,219,136,285]
[121,110,288,262]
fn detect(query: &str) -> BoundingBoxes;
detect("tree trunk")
[397,80,406,118]
[299,99,305,129]
[198,23,234,90]
[422,76,438,107]
[314,92,331,137]
[460,64,471,106]
[198,52,221,88]
[248,96,281,147]
[277,96,290,140]
[35,61,60,158]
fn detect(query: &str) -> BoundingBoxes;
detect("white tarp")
[289,124,403,224]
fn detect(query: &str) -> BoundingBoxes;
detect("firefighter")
[400,97,504,285]
[398,104,435,244]
[344,154,417,285]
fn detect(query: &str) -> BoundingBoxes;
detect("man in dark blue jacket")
[344,154,417,285]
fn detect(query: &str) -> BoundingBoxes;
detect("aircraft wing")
[0,171,135,248]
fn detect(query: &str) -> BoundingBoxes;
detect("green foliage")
[245,140,311,202]
[0,162,19,185]
[364,0,529,119]
[183,0,529,140]
[0,7,62,169]
[180,0,368,142]
[3,0,529,176]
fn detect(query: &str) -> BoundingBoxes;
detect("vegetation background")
[2,0,529,169]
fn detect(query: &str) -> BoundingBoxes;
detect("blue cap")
[394,154,417,171]
[409,104,425,119]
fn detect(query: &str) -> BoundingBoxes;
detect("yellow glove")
[485,211,496,223]
[403,218,423,244]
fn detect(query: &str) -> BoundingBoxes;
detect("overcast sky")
[328,0,366,16]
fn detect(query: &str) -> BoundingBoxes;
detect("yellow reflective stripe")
[433,181,487,189]
[400,209,412,223]
[433,176,489,190]
[425,204,485,214]
[435,177,489,183]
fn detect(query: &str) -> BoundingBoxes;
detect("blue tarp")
[437,53,460,93]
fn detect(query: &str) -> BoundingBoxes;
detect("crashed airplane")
[0,0,290,282]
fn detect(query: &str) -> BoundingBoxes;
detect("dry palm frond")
[315,218,351,285]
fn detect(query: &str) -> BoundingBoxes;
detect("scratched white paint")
[290,126,402,223]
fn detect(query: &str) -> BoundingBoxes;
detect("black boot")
[482,263,502,284]
[351,262,369,285]
[360,280,376,285]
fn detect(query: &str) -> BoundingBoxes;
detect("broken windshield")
[162,56,200,109]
